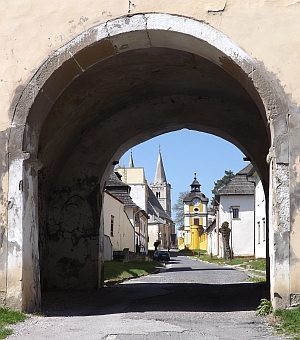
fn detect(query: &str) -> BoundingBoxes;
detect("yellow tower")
[183,174,209,251]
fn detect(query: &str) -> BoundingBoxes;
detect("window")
[156,192,160,199]
[110,215,114,236]
[232,207,239,219]
[194,218,199,226]
[262,218,266,241]
[257,221,261,244]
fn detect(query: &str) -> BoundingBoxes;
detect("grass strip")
[240,259,266,271]
[0,308,27,339]
[104,260,162,284]
[248,276,266,283]
[194,254,266,271]
[274,307,300,339]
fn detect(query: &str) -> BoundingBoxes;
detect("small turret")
[190,173,201,192]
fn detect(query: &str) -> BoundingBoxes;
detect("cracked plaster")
[0,11,296,311]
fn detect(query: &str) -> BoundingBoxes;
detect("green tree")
[211,170,234,204]
[173,191,189,229]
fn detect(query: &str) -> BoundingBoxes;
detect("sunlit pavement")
[9,256,283,340]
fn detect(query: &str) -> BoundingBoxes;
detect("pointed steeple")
[154,147,167,184]
[190,173,201,192]
[129,150,134,168]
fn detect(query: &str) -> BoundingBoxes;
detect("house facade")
[103,172,148,256]
[207,165,267,259]
[251,171,267,259]
[208,164,255,257]
[103,191,135,254]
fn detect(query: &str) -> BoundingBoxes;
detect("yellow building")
[183,174,209,251]
[177,230,185,250]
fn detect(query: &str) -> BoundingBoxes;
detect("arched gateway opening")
[7,14,289,312]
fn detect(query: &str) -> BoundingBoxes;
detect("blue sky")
[119,129,248,217]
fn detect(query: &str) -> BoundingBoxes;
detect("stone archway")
[6,13,290,311]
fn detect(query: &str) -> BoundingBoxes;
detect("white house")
[208,164,267,259]
[249,170,267,258]
[208,164,255,257]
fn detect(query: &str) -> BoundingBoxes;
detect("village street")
[9,255,283,340]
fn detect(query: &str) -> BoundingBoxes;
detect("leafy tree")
[211,170,234,204]
[172,191,189,228]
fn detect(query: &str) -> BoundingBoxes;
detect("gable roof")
[217,163,254,195]
[105,172,137,207]
[237,163,254,175]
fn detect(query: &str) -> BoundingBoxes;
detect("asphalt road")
[9,255,284,339]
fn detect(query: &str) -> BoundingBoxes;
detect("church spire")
[154,146,167,184]
[129,150,134,168]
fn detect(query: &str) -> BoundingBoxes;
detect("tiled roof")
[108,190,137,207]
[237,163,254,175]
[217,164,254,195]
[105,172,129,189]
[105,172,137,207]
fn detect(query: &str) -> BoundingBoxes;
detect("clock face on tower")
[192,198,201,206]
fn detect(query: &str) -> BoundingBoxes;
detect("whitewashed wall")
[255,176,267,258]
[129,184,147,211]
[219,195,255,256]
[207,227,220,256]
[148,224,159,250]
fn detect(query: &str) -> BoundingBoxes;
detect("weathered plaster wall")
[1,0,300,121]
[39,176,100,290]
[0,2,299,311]
[289,107,300,307]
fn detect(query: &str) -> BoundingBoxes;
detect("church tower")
[183,173,209,250]
[150,149,172,217]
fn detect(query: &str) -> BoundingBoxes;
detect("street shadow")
[42,281,269,317]
[158,259,180,265]
[162,266,236,273]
